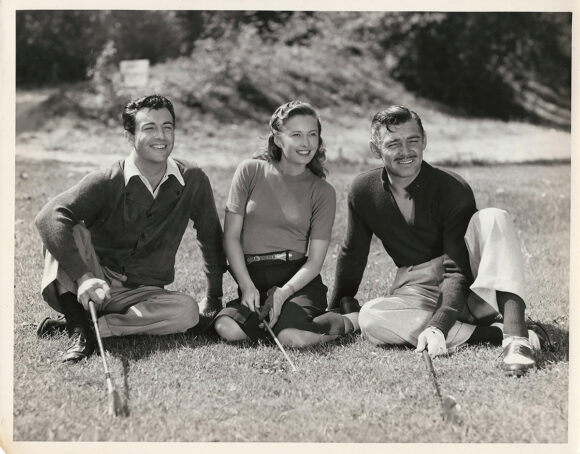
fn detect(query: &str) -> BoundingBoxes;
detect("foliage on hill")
[16,10,571,128]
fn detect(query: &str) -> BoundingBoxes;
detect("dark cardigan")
[329,162,477,335]
[35,158,227,297]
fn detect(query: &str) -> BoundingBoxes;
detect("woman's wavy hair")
[255,100,328,178]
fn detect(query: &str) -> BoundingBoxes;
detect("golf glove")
[416,326,447,357]
[76,273,110,311]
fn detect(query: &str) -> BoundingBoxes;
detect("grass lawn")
[12,153,570,443]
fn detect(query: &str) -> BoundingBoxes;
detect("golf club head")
[441,395,461,423]
[108,389,128,417]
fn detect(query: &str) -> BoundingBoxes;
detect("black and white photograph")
[1,1,576,453]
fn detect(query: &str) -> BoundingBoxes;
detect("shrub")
[351,12,571,125]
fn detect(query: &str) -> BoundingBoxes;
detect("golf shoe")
[500,336,536,376]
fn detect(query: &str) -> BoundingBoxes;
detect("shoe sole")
[36,318,51,337]
[502,363,535,376]
[504,368,528,377]
[36,317,67,338]
[62,353,92,363]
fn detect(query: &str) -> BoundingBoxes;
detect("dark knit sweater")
[329,162,477,335]
[35,159,227,297]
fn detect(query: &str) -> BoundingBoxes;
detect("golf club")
[88,297,125,417]
[421,350,460,423]
[263,322,298,372]
[259,288,298,372]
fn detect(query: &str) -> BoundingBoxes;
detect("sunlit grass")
[13,157,569,442]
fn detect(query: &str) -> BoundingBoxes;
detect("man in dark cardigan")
[330,105,540,376]
[35,95,226,362]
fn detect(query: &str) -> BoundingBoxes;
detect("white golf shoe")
[492,322,543,351]
[501,336,536,376]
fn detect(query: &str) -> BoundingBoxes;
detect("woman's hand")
[268,285,293,328]
[240,282,261,313]
[224,211,261,313]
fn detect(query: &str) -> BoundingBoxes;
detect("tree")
[16,11,109,86]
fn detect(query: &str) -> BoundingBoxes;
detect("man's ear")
[124,130,135,146]
[422,132,427,152]
[369,141,381,159]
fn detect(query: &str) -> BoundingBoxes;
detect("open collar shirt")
[123,156,185,198]
[36,157,226,296]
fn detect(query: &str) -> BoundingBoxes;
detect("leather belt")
[245,250,306,265]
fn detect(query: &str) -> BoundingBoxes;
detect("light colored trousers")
[40,225,198,338]
[359,208,527,350]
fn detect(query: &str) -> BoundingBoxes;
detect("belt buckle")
[247,255,261,264]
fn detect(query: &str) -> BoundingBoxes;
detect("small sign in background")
[119,59,150,88]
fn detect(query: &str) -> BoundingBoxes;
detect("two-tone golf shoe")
[500,335,537,376]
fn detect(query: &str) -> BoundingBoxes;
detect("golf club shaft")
[422,350,442,399]
[88,300,121,414]
[88,300,111,377]
[264,323,298,371]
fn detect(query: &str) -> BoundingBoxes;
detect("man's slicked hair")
[122,95,176,134]
[370,105,425,145]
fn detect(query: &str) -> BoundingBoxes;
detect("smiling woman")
[274,115,320,175]
[214,100,360,348]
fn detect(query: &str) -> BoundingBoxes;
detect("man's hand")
[198,296,223,316]
[76,272,111,311]
[416,326,447,357]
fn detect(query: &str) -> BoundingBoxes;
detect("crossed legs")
[358,208,536,373]
[39,225,199,361]
[215,302,357,347]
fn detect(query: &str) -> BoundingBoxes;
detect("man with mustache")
[329,105,540,375]
[35,94,226,362]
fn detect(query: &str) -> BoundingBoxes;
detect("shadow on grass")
[120,356,131,417]
[98,315,220,360]
[97,313,364,363]
[531,321,569,369]
[370,321,569,370]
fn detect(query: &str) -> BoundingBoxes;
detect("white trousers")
[40,224,198,337]
[359,208,526,349]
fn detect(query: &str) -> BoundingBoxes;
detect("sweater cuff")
[427,308,458,337]
[62,260,90,285]
[206,273,223,298]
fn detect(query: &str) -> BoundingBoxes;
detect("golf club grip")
[258,288,276,320]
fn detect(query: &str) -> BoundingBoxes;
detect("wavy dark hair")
[122,94,176,134]
[255,100,328,178]
[370,105,425,145]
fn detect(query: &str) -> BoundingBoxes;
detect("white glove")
[416,326,447,357]
[76,274,110,311]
